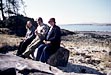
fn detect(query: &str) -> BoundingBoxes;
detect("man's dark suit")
[36,25,61,62]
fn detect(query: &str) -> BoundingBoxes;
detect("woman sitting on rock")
[16,21,36,56]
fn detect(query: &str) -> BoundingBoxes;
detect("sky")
[18,0,111,24]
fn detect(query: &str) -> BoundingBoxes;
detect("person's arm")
[44,28,60,44]
[41,25,49,35]
[48,27,61,42]
[26,26,36,39]
[23,29,28,40]
[43,40,51,44]
[45,27,61,44]
[35,29,38,35]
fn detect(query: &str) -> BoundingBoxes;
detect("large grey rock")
[0,54,90,75]
[0,54,61,75]
[47,47,69,67]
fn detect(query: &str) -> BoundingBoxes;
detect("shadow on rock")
[0,68,16,75]
[58,62,105,75]
[0,45,18,54]
[19,69,54,75]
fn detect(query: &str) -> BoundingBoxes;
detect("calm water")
[59,24,111,32]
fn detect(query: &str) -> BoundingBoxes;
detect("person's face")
[37,20,42,25]
[27,21,32,28]
[49,21,54,26]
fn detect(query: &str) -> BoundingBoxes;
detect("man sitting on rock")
[34,18,61,63]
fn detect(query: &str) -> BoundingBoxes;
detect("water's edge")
[59,24,111,32]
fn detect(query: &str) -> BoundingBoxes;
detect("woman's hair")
[26,21,32,29]
[38,17,43,23]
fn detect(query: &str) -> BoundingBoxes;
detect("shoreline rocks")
[0,30,111,75]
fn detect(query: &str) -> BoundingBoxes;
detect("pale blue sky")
[21,0,111,24]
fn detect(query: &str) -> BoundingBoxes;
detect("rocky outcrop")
[47,47,69,67]
[0,15,37,36]
[83,33,111,40]
[61,29,76,36]
[0,54,60,75]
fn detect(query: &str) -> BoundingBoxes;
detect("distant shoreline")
[75,31,111,36]
[59,24,111,26]
[59,24,111,32]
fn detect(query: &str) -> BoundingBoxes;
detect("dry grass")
[101,54,111,68]
[0,34,22,47]
[70,51,77,57]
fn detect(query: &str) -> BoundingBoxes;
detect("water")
[59,24,111,32]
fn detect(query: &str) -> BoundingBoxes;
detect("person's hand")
[43,40,51,44]
[43,40,46,43]
[35,30,38,35]
[23,38,27,42]
[21,37,26,40]
[46,41,51,44]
